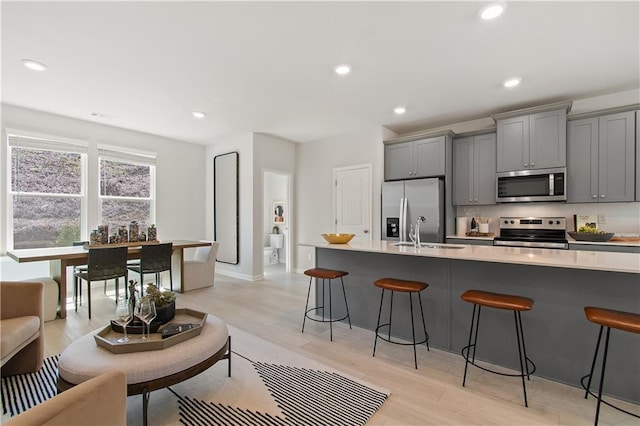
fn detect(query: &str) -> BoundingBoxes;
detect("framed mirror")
[214,152,239,264]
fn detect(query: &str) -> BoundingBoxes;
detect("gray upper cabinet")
[453,133,496,205]
[567,111,635,203]
[384,136,445,180]
[495,104,569,172]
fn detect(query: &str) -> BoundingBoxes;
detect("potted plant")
[141,283,176,324]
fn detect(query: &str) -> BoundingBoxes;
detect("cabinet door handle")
[531,162,535,167]
[592,195,597,198]
[600,194,605,198]
[474,199,478,202]
[469,199,472,202]
[524,163,528,168]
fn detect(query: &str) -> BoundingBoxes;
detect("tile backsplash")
[456,202,640,235]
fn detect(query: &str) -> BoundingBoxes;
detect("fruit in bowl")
[569,226,614,242]
[321,233,356,244]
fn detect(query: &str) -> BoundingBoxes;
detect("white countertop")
[446,234,640,247]
[302,240,640,274]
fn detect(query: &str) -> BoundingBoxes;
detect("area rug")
[2,326,389,425]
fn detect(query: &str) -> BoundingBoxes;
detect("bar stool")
[581,306,640,425]
[460,289,536,407]
[372,278,430,369]
[302,268,352,341]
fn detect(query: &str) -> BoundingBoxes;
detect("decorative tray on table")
[94,308,207,354]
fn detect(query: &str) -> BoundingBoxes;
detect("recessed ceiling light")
[21,59,48,72]
[393,106,406,115]
[334,64,352,76]
[503,77,522,88]
[192,111,207,119]
[479,2,506,20]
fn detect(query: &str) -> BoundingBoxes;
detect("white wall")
[1,104,207,280]
[295,125,395,272]
[206,132,295,280]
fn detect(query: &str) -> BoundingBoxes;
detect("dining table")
[6,240,212,319]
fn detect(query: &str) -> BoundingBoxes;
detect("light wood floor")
[45,266,639,425]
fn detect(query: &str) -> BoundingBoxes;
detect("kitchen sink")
[393,242,466,249]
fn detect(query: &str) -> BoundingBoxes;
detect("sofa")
[183,242,219,291]
[4,370,127,425]
[0,281,44,376]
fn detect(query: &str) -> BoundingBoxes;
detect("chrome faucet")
[409,216,427,248]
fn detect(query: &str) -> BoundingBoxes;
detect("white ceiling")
[2,1,639,145]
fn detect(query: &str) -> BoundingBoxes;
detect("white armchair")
[182,242,219,292]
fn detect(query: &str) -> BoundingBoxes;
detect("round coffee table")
[57,314,230,426]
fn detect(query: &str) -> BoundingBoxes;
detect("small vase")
[154,301,176,324]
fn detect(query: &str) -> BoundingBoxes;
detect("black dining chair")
[127,243,174,293]
[74,246,128,319]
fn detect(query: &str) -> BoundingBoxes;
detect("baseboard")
[215,270,263,281]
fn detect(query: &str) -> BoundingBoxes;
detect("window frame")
[6,129,88,251]
[97,144,157,232]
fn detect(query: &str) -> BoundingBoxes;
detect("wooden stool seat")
[584,306,640,334]
[304,268,349,280]
[461,289,535,407]
[461,289,533,312]
[582,306,640,424]
[374,278,428,293]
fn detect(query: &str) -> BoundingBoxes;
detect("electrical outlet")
[598,214,606,225]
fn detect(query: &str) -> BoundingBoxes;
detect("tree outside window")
[99,157,155,232]
[10,146,84,249]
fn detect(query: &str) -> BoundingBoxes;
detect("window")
[98,146,156,236]
[8,132,87,249]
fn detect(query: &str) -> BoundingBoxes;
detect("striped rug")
[172,354,388,426]
[1,355,59,417]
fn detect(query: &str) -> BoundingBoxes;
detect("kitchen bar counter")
[302,240,640,403]
[303,239,640,273]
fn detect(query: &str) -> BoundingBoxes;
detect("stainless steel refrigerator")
[382,178,445,243]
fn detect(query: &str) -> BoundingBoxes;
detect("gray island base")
[314,246,640,403]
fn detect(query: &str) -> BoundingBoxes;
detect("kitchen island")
[302,240,640,403]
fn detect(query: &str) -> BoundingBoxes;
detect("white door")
[334,165,372,241]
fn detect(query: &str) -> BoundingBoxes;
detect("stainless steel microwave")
[496,167,566,203]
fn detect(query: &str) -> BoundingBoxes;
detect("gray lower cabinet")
[637,111,640,201]
[385,136,445,180]
[453,133,496,205]
[446,237,494,246]
[496,108,567,172]
[569,243,640,253]
[567,111,635,203]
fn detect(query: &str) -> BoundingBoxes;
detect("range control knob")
[549,220,554,225]
[556,220,561,225]
[504,220,509,224]
[510,220,515,224]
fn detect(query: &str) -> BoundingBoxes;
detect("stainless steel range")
[493,217,568,249]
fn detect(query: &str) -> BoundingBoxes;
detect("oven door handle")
[493,239,568,249]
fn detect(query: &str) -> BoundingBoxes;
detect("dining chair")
[127,243,173,293]
[74,246,128,319]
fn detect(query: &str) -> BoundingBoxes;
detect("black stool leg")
[514,311,529,407]
[417,292,429,351]
[517,311,531,380]
[341,277,352,329]
[594,327,611,426]
[302,276,313,333]
[463,304,478,387]
[321,279,326,320]
[373,289,385,357]
[585,325,604,399]
[329,279,333,342]
[87,280,92,319]
[388,291,394,341]
[471,306,482,363]
[409,292,417,369]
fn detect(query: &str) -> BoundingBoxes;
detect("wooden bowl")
[568,232,614,242]
[321,233,356,244]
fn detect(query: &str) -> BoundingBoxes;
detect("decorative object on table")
[116,226,128,243]
[273,201,285,224]
[141,283,176,324]
[470,217,478,232]
[129,221,139,242]
[114,299,133,343]
[148,224,157,241]
[321,233,356,244]
[94,309,208,353]
[160,323,197,339]
[465,231,495,237]
[272,225,279,234]
[477,218,490,234]
[98,225,109,243]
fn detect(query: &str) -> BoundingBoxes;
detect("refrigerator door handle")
[400,197,407,242]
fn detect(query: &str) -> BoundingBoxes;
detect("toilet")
[264,233,284,265]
